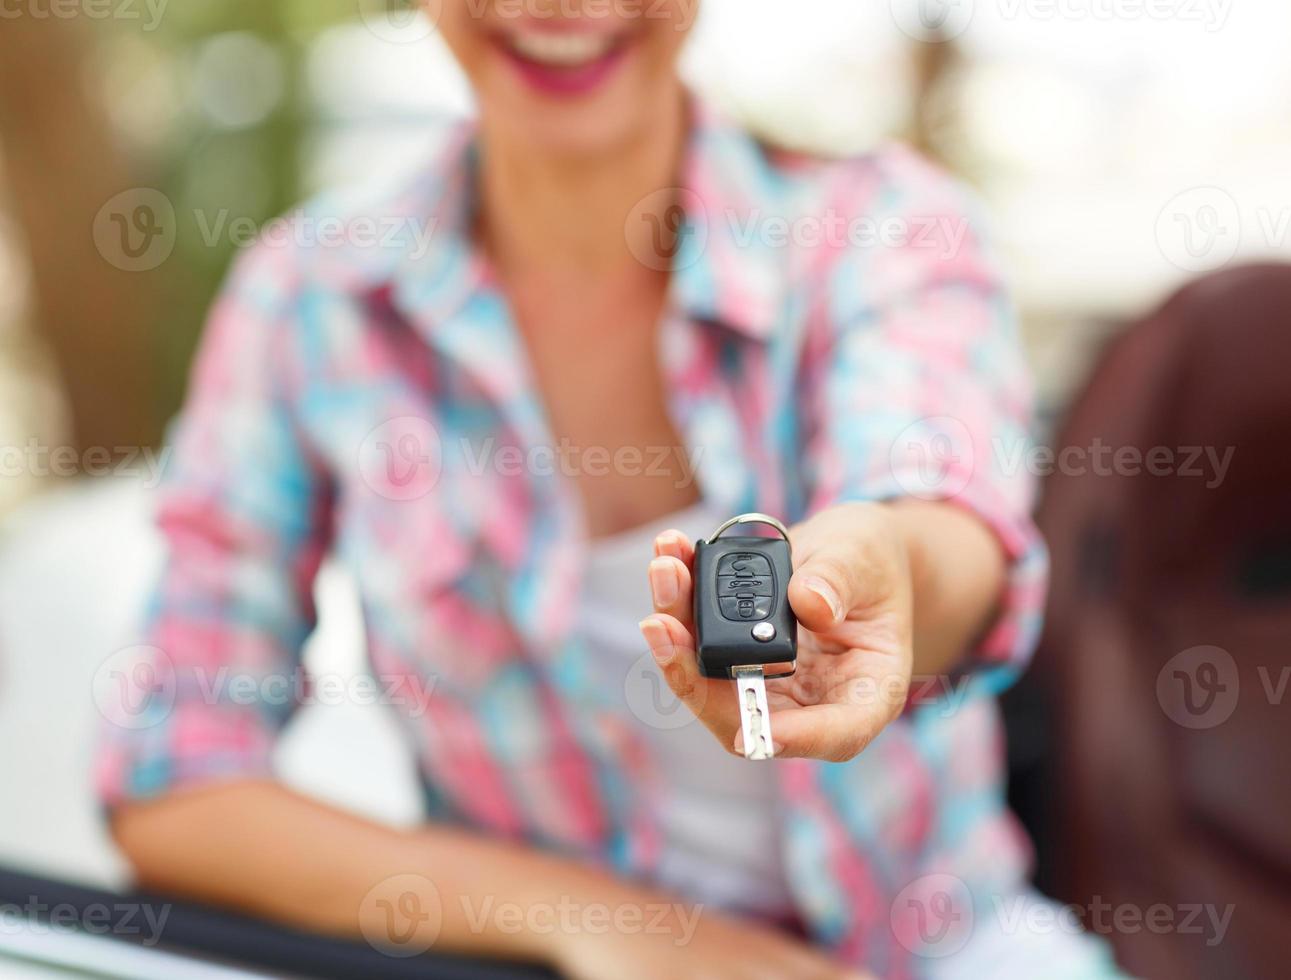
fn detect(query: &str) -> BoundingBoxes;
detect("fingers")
[649,555,694,629]
[643,529,744,752]
[761,705,874,763]
[650,529,695,628]
[638,614,740,746]
[653,528,694,565]
[773,648,910,762]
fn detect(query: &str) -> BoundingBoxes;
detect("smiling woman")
[433,0,693,153]
[84,1,1129,978]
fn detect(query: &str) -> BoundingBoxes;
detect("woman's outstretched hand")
[638,503,915,763]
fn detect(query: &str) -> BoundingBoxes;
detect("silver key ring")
[707,512,791,543]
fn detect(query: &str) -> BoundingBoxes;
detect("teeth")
[508,30,614,68]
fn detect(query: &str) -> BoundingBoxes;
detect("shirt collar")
[669,97,785,341]
[363,96,784,342]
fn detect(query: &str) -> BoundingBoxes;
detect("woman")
[98,2,1119,977]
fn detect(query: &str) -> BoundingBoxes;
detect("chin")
[492,88,671,159]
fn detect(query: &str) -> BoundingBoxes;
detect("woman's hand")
[638,503,915,762]
[552,899,872,980]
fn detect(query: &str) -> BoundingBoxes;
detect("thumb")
[788,548,859,633]
[788,505,907,634]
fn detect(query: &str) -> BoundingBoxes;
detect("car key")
[693,513,798,760]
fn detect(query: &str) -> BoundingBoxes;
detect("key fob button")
[716,574,774,597]
[719,595,773,622]
[694,524,798,681]
[716,553,773,578]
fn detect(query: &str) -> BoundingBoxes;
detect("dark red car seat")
[1027,264,1291,979]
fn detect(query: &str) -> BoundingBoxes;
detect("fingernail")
[654,531,679,556]
[803,576,843,622]
[638,619,674,664]
[649,557,679,607]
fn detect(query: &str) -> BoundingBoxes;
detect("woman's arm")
[111,781,869,979]
[111,780,578,964]
[635,150,1045,764]
[887,498,1006,679]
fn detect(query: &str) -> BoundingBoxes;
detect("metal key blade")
[732,665,774,760]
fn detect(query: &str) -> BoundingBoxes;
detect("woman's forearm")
[886,499,1008,680]
[110,779,623,966]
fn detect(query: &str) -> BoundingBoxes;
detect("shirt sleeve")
[802,145,1048,695]
[95,242,334,807]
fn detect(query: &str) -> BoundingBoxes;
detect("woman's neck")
[476,88,689,278]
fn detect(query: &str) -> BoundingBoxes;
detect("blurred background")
[0,0,1289,977]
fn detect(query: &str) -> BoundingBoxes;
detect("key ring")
[706,512,792,543]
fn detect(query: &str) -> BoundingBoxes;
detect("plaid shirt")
[96,102,1046,977]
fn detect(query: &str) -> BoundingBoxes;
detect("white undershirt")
[576,503,797,918]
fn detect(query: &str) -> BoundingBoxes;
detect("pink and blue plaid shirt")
[97,102,1046,977]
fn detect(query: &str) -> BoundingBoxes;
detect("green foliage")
[122,0,373,422]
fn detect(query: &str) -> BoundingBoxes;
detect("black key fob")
[693,513,798,680]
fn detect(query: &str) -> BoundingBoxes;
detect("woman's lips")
[495,28,632,97]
